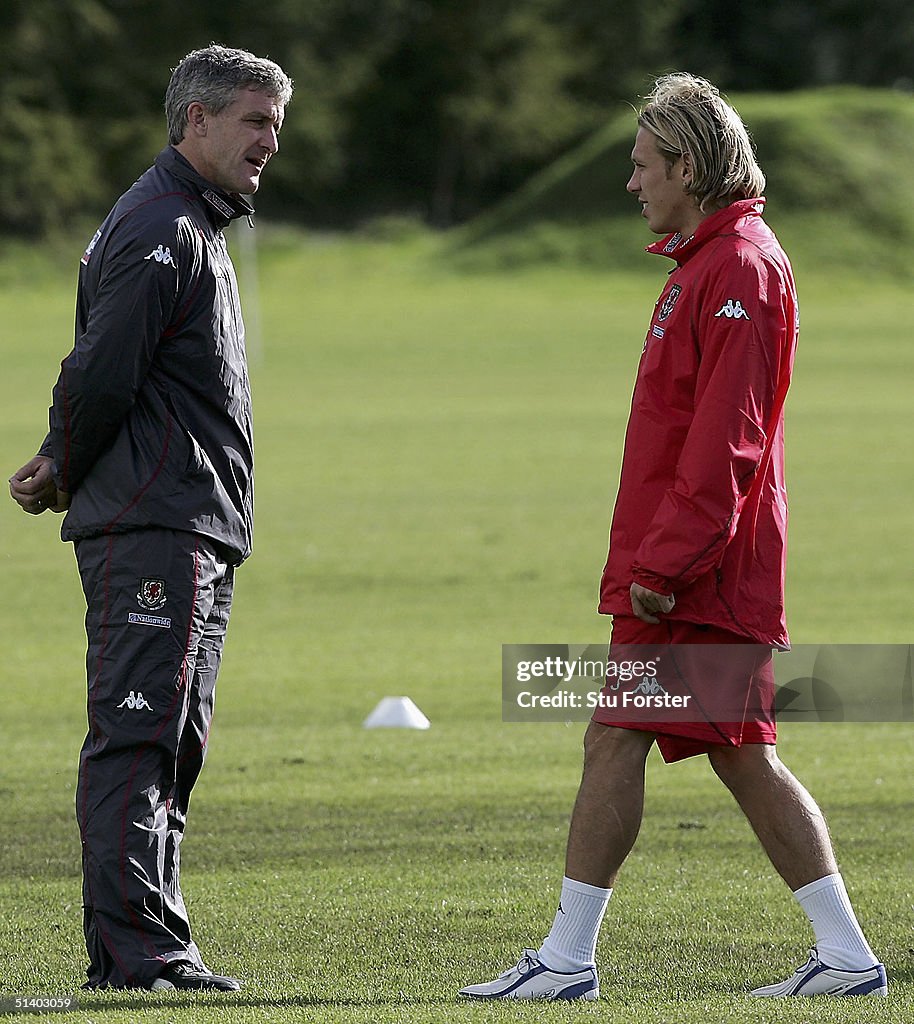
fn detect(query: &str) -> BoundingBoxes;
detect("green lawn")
[1,230,911,1023]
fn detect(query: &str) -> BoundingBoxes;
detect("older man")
[9,44,292,991]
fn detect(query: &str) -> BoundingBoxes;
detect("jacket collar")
[647,198,766,265]
[155,146,255,228]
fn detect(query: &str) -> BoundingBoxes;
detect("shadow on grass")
[76,994,452,1012]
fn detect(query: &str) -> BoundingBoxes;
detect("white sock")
[538,876,612,971]
[793,873,878,970]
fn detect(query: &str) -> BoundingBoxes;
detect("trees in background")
[1,0,911,236]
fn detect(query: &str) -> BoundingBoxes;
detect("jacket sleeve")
[48,209,185,492]
[631,254,794,594]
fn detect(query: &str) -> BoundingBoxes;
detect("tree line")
[1,0,912,237]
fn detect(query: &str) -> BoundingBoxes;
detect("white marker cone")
[363,696,431,730]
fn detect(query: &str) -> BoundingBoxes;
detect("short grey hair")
[637,73,765,211]
[165,44,293,145]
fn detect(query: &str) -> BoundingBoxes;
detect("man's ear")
[680,151,694,188]
[185,101,208,137]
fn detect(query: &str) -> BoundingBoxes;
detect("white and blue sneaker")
[750,948,887,997]
[458,949,598,1001]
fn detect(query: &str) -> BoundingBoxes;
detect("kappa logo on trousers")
[116,691,154,712]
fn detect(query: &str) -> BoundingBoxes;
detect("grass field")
[1,229,911,1023]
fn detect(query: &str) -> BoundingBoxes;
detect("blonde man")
[459,73,885,1001]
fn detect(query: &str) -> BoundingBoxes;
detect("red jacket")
[599,199,798,647]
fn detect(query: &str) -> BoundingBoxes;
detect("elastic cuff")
[792,872,841,899]
[563,875,613,899]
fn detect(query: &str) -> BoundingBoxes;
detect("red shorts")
[591,617,777,763]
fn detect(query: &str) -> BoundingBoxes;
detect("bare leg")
[565,722,656,887]
[708,743,838,890]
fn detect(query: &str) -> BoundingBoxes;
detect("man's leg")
[708,743,884,994]
[565,722,656,887]
[460,723,654,999]
[537,723,655,970]
[707,743,835,889]
[164,561,234,962]
[74,530,233,989]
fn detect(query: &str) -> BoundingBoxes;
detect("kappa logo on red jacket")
[714,298,752,320]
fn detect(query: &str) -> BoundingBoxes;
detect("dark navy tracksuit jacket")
[42,145,255,564]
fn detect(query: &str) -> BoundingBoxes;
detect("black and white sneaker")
[150,962,243,991]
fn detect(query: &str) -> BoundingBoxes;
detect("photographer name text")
[515,690,692,709]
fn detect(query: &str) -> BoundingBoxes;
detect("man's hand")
[9,456,71,515]
[630,582,675,624]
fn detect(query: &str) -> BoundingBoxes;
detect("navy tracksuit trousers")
[74,528,234,989]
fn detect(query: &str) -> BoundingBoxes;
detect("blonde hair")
[637,73,765,211]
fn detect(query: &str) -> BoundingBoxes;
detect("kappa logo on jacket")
[144,244,177,268]
[714,298,751,320]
